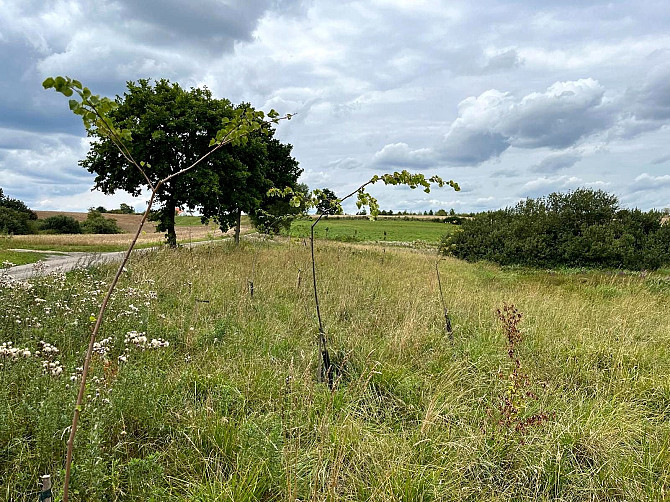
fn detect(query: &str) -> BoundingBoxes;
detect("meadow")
[286,216,456,244]
[1,236,669,500]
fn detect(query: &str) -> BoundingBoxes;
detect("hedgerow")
[440,188,670,270]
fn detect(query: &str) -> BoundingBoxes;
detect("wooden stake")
[39,475,52,502]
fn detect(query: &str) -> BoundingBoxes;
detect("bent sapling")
[44,75,291,501]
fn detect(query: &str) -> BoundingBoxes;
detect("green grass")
[1,240,669,500]
[175,215,207,226]
[286,217,456,243]
[175,214,251,226]
[0,249,55,267]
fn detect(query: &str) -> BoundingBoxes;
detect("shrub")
[0,188,37,234]
[440,188,670,270]
[0,207,37,234]
[81,210,122,234]
[0,188,37,220]
[39,215,82,234]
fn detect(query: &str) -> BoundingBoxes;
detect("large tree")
[80,79,271,246]
[199,130,305,239]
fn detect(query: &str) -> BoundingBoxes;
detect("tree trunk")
[234,208,241,245]
[165,200,177,247]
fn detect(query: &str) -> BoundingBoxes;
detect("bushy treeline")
[0,188,38,234]
[0,188,123,235]
[90,203,135,214]
[440,189,670,270]
[40,211,122,234]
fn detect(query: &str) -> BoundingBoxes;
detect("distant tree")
[80,210,122,234]
[80,78,252,246]
[0,188,37,234]
[249,182,308,235]
[40,215,82,234]
[0,188,37,220]
[200,131,302,241]
[314,188,342,215]
[428,209,434,215]
[435,209,448,216]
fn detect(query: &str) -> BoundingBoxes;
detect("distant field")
[0,213,240,265]
[286,216,456,243]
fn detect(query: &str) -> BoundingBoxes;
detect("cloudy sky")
[1,0,669,213]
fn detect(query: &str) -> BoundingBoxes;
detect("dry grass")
[7,225,238,249]
[13,212,252,250]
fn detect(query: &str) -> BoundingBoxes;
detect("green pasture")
[286,217,456,243]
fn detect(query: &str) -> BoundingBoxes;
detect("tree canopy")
[80,79,299,245]
[0,188,37,235]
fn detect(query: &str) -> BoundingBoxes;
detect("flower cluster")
[36,340,59,357]
[42,359,63,377]
[118,331,169,363]
[92,337,112,356]
[0,341,32,360]
[1,340,64,376]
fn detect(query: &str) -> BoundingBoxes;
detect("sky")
[1,0,669,214]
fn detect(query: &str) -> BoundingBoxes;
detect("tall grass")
[1,240,669,500]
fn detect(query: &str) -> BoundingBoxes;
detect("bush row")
[440,188,670,270]
[39,211,122,234]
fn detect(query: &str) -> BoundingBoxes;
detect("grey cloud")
[651,154,670,165]
[530,152,581,173]
[326,157,363,171]
[0,130,94,206]
[481,49,522,73]
[114,0,271,52]
[490,169,520,178]
[2,0,670,213]
[439,129,510,165]
[499,79,612,148]
[630,64,670,121]
[373,143,435,168]
[437,79,616,165]
[612,64,670,139]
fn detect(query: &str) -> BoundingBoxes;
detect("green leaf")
[42,77,55,89]
[68,99,79,111]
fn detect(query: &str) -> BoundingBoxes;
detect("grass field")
[1,238,669,500]
[286,217,456,244]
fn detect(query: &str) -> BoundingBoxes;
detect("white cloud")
[629,173,670,193]
[521,175,610,198]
